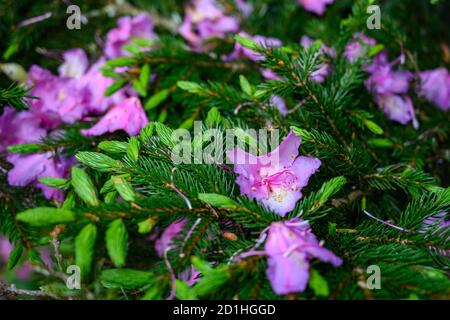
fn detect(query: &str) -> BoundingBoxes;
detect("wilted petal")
[81,97,149,136]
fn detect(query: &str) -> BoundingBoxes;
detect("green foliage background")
[0,0,449,300]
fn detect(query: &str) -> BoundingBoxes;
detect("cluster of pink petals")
[419,68,450,112]
[226,131,321,217]
[364,51,418,128]
[297,0,334,15]
[1,15,154,201]
[265,218,342,294]
[179,0,240,51]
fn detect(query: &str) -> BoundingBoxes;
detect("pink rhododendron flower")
[344,33,377,63]
[270,95,288,116]
[0,237,53,279]
[265,218,342,294]
[297,0,334,15]
[104,14,155,59]
[226,131,321,217]
[419,68,450,111]
[364,51,418,128]
[179,0,240,50]
[81,97,149,136]
[0,107,46,152]
[300,36,335,83]
[7,152,73,202]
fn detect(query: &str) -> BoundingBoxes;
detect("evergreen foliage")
[0,0,449,300]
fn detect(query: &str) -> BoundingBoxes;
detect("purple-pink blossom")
[179,0,240,51]
[104,14,155,59]
[81,97,148,137]
[27,65,74,128]
[226,131,321,217]
[58,48,89,79]
[419,68,450,111]
[265,218,342,294]
[297,0,334,15]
